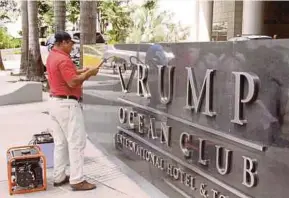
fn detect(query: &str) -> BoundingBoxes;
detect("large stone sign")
[84,40,289,198]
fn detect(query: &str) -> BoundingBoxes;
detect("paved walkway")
[0,101,152,198]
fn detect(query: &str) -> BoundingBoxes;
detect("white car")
[43,31,105,53]
[228,35,272,41]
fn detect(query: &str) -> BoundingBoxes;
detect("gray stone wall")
[90,40,289,198]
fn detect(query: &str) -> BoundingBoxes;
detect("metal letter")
[116,134,121,143]
[200,183,208,198]
[157,65,175,104]
[231,72,260,125]
[118,64,136,93]
[125,139,129,148]
[167,164,173,176]
[151,154,157,166]
[190,176,197,190]
[128,111,137,129]
[142,149,147,160]
[131,142,137,153]
[178,169,186,184]
[129,140,133,151]
[136,145,141,156]
[211,189,218,198]
[159,158,165,170]
[180,132,192,158]
[198,138,208,166]
[184,174,191,187]
[137,64,151,98]
[154,155,159,167]
[242,156,258,188]
[173,167,179,180]
[215,145,232,175]
[138,114,145,134]
[185,67,216,117]
[145,151,151,162]
[148,118,158,139]
[160,122,171,147]
[211,190,228,198]
[137,146,143,157]
[118,134,123,144]
[118,107,127,124]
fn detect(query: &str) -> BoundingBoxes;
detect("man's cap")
[54,31,79,44]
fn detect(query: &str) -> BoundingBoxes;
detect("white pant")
[49,98,86,184]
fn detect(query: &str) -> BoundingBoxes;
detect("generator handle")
[6,145,41,154]
[9,153,46,164]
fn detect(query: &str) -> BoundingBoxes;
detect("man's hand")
[77,68,89,74]
[87,67,99,76]
[85,59,105,76]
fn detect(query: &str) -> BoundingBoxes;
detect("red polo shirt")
[46,48,82,98]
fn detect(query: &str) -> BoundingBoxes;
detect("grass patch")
[13,49,21,54]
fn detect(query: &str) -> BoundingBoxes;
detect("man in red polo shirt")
[47,32,100,191]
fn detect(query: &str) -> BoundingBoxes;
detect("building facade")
[194,1,289,41]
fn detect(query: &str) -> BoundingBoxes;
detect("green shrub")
[0,27,22,49]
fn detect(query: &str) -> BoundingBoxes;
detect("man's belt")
[50,95,82,102]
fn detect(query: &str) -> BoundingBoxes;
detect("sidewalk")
[0,101,152,198]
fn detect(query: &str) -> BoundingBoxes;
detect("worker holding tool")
[46,31,103,191]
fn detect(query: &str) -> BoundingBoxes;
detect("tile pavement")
[0,101,152,198]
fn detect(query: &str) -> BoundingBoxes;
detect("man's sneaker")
[53,176,70,187]
[71,180,96,191]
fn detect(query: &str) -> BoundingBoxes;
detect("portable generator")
[6,145,47,195]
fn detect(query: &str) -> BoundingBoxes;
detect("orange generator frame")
[6,145,47,195]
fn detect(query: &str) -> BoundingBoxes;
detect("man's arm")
[68,68,99,88]
[59,60,100,88]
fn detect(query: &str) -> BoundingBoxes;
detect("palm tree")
[0,14,6,70]
[98,0,132,44]
[54,0,66,32]
[0,51,4,71]
[80,1,96,67]
[67,0,80,31]
[27,0,44,81]
[126,0,189,43]
[20,0,29,74]
[0,0,19,71]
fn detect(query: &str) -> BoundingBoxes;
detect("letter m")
[185,67,215,117]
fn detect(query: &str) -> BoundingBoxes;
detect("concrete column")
[96,14,100,32]
[189,0,199,41]
[242,1,264,35]
[197,0,214,41]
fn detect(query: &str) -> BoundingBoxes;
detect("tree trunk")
[80,1,96,68]
[20,0,29,75]
[54,0,66,32]
[0,50,4,71]
[27,0,44,81]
